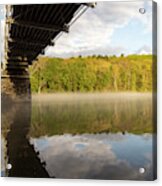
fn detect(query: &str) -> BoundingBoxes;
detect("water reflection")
[1,101,49,177]
[1,93,156,180]
[30,93,153,136]
[30,133,153,180]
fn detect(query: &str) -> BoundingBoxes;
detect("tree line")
[29,54,153,93]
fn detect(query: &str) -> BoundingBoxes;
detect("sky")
[0,4,5,63]
[0,1,153,59]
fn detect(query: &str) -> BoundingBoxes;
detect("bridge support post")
[1,69,31,102]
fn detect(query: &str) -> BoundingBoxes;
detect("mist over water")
[32,92,152,102]
[30,93,152,136]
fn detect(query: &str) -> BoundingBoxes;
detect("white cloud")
[45,1,152,57]
[0,20,5,63]
[46,45,125,58]
[136,45,152,55]
[0,5,4,17]
[0,5,5,64]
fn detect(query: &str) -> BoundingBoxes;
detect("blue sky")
[0,4,5,63]
[0,5,4,19]
[111,18,152,53]
[0,1,153,58]
[45,0,153,57]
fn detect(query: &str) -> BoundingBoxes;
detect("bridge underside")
[2,3,91,100]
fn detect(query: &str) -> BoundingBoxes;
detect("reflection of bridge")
[1,3,95,99]
[2,101,51,177]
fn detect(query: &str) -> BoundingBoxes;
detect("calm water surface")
[1,93,156,180]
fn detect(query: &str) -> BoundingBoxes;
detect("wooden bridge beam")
[6,66,28,70]
[7,63,28,67]
[8,38,55,47]
[1,74,30,79]
[7,18,69,33]
[5,55,38,63]
[7,49,39,56]
[7,60,30,64]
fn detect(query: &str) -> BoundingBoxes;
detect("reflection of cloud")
[30,133,153,180]
[1,136,6,176]
[81,133,125,142]
[142,133,153,140]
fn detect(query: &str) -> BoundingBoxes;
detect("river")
[1,93,156,180]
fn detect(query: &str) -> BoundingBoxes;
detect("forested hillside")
[29,55,153,93]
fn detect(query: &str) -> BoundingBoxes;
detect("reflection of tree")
[30,94,153,137]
